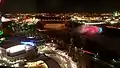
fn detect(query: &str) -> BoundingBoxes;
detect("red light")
[80,25,100,35]
[0,0,4,6]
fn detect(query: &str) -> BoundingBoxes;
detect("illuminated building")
[0,41,38,63]
[6,44,36,57]
[113,11,118,17]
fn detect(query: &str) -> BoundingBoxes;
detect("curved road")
[38,54,61,68]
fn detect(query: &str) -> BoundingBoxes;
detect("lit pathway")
[37,43,78,68]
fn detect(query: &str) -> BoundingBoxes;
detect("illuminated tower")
[113,11,118,17]
[113,0,118,17]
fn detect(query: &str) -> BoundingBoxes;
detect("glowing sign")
[21,42,35,46]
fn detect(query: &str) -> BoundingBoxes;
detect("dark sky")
[0,0,118,13]
[36,0,115,12]
[0,0,36,13]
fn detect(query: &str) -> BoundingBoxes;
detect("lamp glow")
[21,42,35,46]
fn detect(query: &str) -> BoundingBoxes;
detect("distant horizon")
[0,11,117,14]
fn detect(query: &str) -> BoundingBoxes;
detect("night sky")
[0,0,36,13]
[0,0,118,13]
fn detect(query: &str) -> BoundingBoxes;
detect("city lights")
[0,12,120,68]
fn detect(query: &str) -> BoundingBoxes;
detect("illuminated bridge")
[39,19,69,21]
[83,22,106,25]
[36,16,70,22]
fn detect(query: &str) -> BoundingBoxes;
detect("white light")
[14,63,19,67]
[10,61,15,64]
[106,18,111,21]
[0,38,5,41]
[24,59,27,61]
[27,36,34,39]
[45,43,51,46]
[110,21,116,24]
[0,50,2,54]
[21,42,35,46]
[11,65,14,67]
[3,57,7,61]
[0,63,2,66]
[112,59,116,62]
[6,45,32,53]
[1,17,11,22]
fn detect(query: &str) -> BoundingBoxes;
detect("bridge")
[39,19,69,22]
[83,22,106,25]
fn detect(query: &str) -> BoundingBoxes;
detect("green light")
[0,30,3,35]
[113,11,118,17]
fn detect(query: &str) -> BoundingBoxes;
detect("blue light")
[99,27,103,33]
[21,42,35,46]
